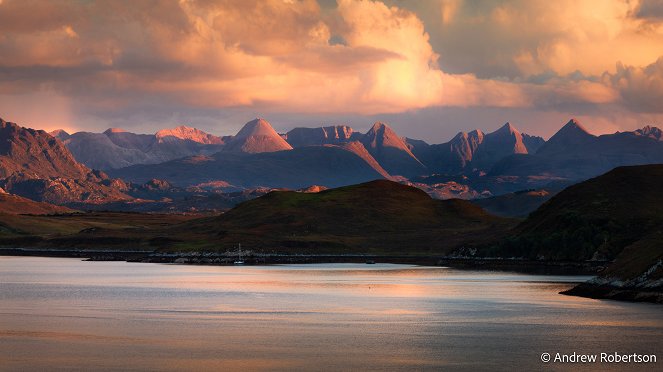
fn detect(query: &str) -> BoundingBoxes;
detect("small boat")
[234,243,245,265]
[365,260,375,264]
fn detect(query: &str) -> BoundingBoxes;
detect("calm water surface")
[0,257,661,371]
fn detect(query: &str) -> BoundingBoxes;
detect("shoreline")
[4,248,661,304]
[561,283,663,304]
[0,247,606,275]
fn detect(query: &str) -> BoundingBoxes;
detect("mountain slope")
[178,180,513,253]
[0,192,75,215]
[110,145,389,189]
[360,122,426,177]
[471,123,529,169]
[1,118,89,179]
[471,188,557,218]
[62,132,152,170]
[57,126,226,170]
[0,117,132,204]
[155,125,224,145]
[413,123,543,174]
[335,141,391,178]
[285,125,356,147]
[414,130,485,173]
[482,164,663,291]
[491,119,663,179]
[536,119,596,156]
[224,118,293,153]
[633,125,662,141]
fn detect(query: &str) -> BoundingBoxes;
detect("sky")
[0,0,662,142]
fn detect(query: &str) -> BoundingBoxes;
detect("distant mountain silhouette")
[285,125,357,147]
[490,119,663,180]
[411,123,544,173]
[287,122,426,177]
[471,123,529,169]
[26,116,663,202]
[110,145,389,189]
[223,118,293,153]
[535,119,595,156]
[52,126,226,170]
[156,125,224,145]
[359,122,427,177]
[633,125,662,141]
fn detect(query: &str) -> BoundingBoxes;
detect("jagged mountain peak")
[497,122,517,132]
[452,132,468,142]
[546,118,595,142]
[285,125,356,147]
[481,121,527,155]
[535,118,596,156]
[452,129,485,144]
[0,117,13,128]
[634,125,662,141]
[369,121,389,131]
[469,129,484,138]
[49,129,70,140]
[489,122,522,138]
[363,122,414,153]
[155,125,223,145]
[360,121,425,177]
[557,118,592,136]
[366,122,402,139]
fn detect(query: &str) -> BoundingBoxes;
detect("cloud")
[0,0,533,120]
[635,0,663,21]
[0,0,660,136]
[394,0,663,79]
[607,57,663,113]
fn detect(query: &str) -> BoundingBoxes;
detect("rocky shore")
[561,259,663,304]
[561,284,663,304]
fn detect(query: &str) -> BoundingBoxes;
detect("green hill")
[179,180,514,254]
[471,188,558,218]
[483,165,663,261]
[480,165,663,303]
[0,192,75,215]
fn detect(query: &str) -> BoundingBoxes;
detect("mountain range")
[106,118,663,198]
[52,125,228,170]
[0,114,661,212]
[490,119,663,179]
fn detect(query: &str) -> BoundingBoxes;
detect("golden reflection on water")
[0,257,661,371]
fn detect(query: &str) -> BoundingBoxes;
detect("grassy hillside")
[177,180,515,254]
[0,180,514,254]
[0,193,75,215]
[482,165,663,261]
[0,212,199,249]
[471,188,557,217]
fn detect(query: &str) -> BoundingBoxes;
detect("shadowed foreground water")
[0,257,661,371]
